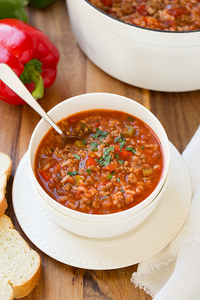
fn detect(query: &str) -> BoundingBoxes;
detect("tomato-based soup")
[88,0,200,31]
[34,110,164,214]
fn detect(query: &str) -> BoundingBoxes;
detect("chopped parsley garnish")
[141,145,144,150]
[92,132,99,139]
[108,174,112,180]
[97,128,109,137]
[115,133,126,151]
[82,139,86,145]
[86,168,91,175]
[98,147,114,167]
[118,160,124,165]
[120,140,125,150]
[90,142,99,152]
[98,156,103,166]
[120,188,125,193]
[100,155,112,167]
[104,147,114,156]
[101,195,109,200]
[114,133,124,143]
[68,171,79,176]
[99,140,109,146]
[117,178,120,182]
[126,147,136,154]
[115,154,119,159]
[74,154,81,160]
[92,128,108,139]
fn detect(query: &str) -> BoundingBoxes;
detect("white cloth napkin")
[131,126,200,300]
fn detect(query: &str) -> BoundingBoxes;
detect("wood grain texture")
[0,0,200,299]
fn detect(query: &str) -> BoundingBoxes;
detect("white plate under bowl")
[12,142,191,270]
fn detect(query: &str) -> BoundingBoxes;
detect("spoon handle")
[0,63,65,138]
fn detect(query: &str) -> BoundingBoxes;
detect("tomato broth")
[34,110,164,214]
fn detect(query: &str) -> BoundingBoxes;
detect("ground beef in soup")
[34,109,164,215]
[88,0,200,31]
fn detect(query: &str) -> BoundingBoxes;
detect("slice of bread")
[0,152,41,299]
[0,152,12,217]
[0,214,41,299]
[0,282,13,300]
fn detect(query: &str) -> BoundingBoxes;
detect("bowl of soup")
[66,0,200,92]
[28,93,170,238]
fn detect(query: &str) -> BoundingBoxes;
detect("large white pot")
[66,0,200,92]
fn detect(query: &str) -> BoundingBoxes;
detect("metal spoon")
[0,63,69,141]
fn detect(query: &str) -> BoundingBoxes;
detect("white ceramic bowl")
[66,0,200,92]
[32,176,169,238]
[28,93,170,238]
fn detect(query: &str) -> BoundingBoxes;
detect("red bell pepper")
[0,19,59,105]
[103,162,117,171]
[86,157,98,167]
[115,147,132,157]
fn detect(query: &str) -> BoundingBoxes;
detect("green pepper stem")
[20,59,44,100]
[28,66,44,99]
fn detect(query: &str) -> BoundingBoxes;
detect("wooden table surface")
[1,0,200,299]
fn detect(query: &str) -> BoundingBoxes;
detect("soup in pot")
[87,0,200,31]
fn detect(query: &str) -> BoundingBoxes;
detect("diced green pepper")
[123,126,135,137]
[142,168,153,176]
[74,140,86,149]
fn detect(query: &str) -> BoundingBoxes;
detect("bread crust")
[13,260,42,299]
[0,215,42,299]
[0,194,8,217]
[0,152,41,300]
[0,152,12,218]
[0,282,14,300]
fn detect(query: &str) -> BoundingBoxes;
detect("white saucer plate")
[12,142,191,270]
